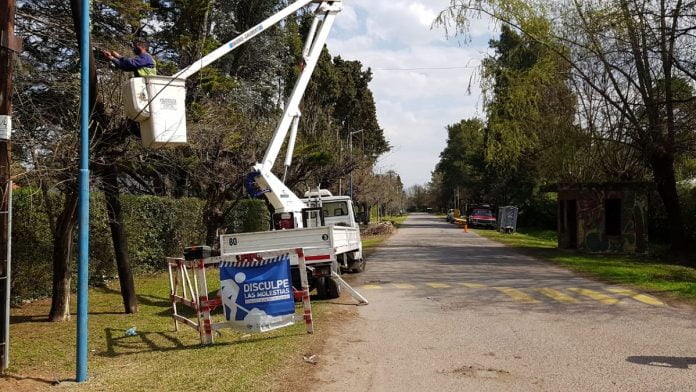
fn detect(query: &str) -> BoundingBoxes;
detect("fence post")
[195,259,213,344]
[296,249,313,334]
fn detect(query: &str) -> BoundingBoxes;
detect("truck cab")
[301,191,364,274]
[302,193,358,228]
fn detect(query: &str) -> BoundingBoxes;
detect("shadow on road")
[626,356,696,369]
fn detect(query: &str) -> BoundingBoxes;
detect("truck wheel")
[325,277,342,299]
[316,276,342,299]
[351,258,366,273]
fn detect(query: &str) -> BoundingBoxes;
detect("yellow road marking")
[568,288,619,305]
[393,283,416,289]
[494,287,540,303]
[362,285,382,290]
[536,288,580,304]
[426,283,451,289]
[461,282,486,288]
[606,288,665,306]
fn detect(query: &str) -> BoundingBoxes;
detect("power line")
[371,65,479,71]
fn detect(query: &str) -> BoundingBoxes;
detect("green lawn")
[6,217,412,391]
[362,215,408,257]
[475,229,696,303]
[7,271,335,391]
[386,214,408,228]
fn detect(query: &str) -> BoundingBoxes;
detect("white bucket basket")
[123,76,188,148]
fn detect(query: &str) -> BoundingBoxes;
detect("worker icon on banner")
[220,272,246,320]
[220,253,296,333]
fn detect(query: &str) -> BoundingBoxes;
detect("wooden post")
[0,0,21,374]
[296,249,314,334]
[195,260,213,344]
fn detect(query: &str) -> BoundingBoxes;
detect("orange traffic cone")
[464,222,468,233]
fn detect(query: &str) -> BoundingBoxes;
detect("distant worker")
[103,40,157,77]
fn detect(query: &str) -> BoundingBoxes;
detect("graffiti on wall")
[557,186,648,254]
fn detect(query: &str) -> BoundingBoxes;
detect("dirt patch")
[0,372,62,392]
[440,365,512,380]
[272,296,358,392]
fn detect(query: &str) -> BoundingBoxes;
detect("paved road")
[312,214,696,392]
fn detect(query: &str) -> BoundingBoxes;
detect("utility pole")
[348,130,364,200]
[0,0,21,375]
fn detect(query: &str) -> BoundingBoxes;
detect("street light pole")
[0,0,21,374]
[76,0,91,382]
[348,130,364,200]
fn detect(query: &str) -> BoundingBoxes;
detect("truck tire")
[351,258,366,273]
[316,276,342,299]
[325,276,342,299]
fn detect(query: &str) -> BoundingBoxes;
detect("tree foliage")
[435,0,696,253]
[11,0,394,316]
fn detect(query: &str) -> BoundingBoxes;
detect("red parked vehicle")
[468,208,497,229]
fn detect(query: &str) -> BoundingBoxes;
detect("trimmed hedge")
[649,186,696,245]
[10,188,268,302]
[12,189,55,301]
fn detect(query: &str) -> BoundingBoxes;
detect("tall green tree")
[438,0,696,253]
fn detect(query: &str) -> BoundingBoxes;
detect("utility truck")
[122,0,363,299]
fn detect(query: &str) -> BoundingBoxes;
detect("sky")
[327,0,496,187]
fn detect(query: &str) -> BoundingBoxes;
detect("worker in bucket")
[103,40,157,77]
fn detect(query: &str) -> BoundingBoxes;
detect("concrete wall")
[557,187,648,253]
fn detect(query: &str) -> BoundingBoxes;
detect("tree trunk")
[650,151,689,255]
[102,168,138,313]
[48,190,79,322]
[49,0,103,323]
[204,189,224,248]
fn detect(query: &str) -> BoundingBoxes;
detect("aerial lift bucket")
[123,76,188,148]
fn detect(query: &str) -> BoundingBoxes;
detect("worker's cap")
[132,39,149,50]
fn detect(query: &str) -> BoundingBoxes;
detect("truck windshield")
[474,209,493,217]
[323,201,349,217]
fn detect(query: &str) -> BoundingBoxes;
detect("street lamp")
[348,130,364,200]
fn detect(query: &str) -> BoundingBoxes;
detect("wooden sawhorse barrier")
[166,248,313,344]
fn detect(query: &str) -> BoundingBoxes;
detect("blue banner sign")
[220,252,295,333]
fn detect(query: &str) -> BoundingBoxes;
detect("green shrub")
[121,195,206,272]
[649,186,696,245]
[11,188,55,301]
[517,195,557,230]
[90,193,117,282]
[225,199,270,234]
[9,191,225,301]
[10,191,268,301]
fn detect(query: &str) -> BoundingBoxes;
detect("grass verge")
[475,229,696,303]
[361,215,408,257]
[3,271,337,392]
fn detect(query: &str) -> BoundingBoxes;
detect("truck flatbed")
[219,225,360,265]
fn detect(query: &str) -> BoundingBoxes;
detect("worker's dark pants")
[128,120,141,138]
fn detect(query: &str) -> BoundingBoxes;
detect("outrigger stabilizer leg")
[331,271,369,306]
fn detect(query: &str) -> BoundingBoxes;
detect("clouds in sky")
[327,0,495,187]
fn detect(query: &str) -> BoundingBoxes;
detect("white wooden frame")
[167,248,313,344]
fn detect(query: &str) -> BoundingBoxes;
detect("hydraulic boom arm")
[174,1,343,227]
[175,0,319,80]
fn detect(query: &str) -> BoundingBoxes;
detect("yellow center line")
[461,283,486,288]
[494,287,540,304]
[426,283,452,289]
[568,288,619,305]
[393,283,416,289]
[362,284,382,290]
[536,288,580,304]
[606,288,665,306]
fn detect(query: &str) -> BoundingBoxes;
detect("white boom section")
[254,1,341,220]
[174,0,319,80]
[170,0,342,223]
[260,3,340,173]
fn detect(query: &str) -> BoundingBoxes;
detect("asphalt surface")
[311,213,696,392]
